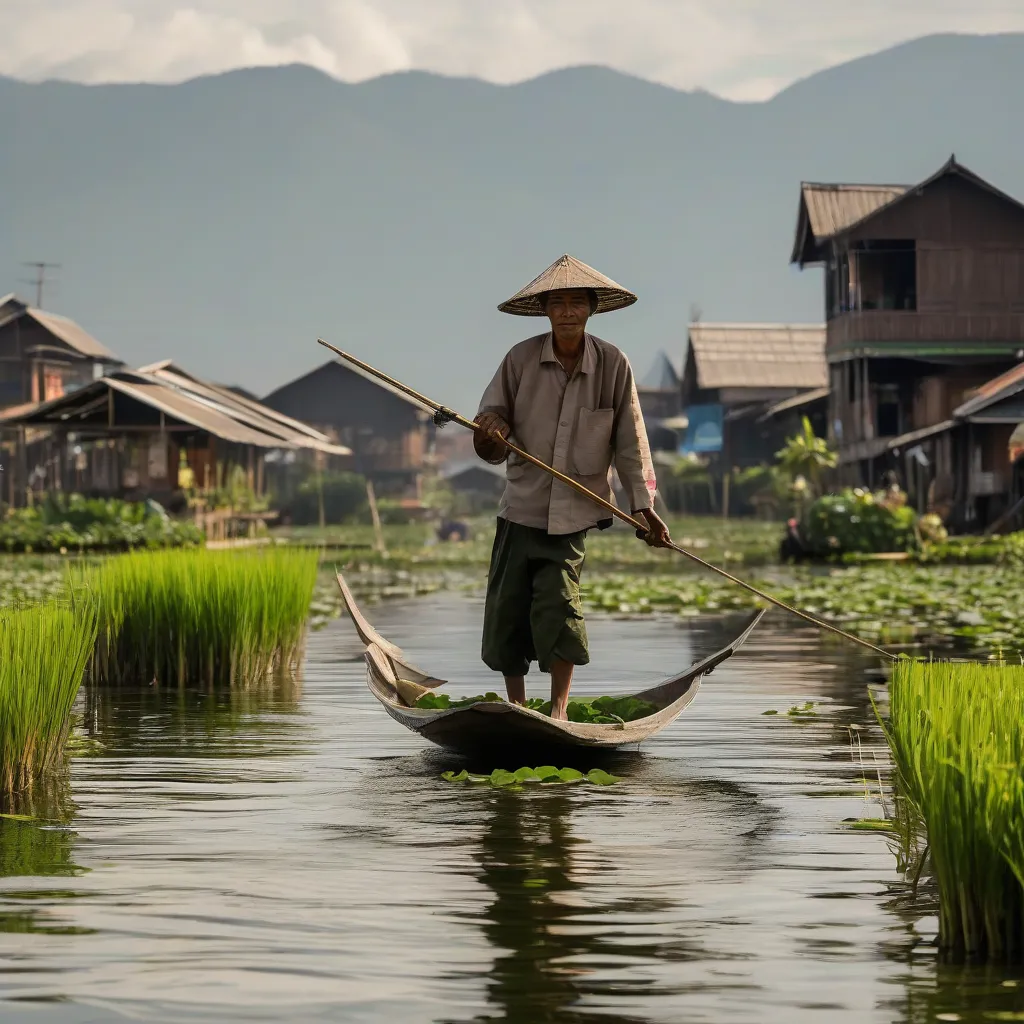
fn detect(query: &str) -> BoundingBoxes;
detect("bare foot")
[550,701,569,721]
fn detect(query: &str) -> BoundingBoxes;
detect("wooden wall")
[848,175,1024,248]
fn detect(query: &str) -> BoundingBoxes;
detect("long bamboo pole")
[317,338,896,661]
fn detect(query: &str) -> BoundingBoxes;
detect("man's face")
[544,289,592,340]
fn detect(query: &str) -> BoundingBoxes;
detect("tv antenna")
[21,262,61,308]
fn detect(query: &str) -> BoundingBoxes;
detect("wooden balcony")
[827,311,1024,354]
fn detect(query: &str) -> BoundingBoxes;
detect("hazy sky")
[4,1,1024,99]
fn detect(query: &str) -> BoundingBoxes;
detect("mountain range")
[3,32,1024,408]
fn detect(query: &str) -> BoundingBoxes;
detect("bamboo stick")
[317,338,896,661]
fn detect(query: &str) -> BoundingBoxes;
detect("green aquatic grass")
[442,766,622,788]
[0,603,97,793]
[78,548,319,687]
[883,660,1024,961]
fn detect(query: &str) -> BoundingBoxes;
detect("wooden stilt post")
[366,479,386,556]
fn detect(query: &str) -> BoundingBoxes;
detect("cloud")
[3,0,1024,99]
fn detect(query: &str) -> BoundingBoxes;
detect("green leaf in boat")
[422,692,658,724]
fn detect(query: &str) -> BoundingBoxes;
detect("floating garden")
[0,494,202,553]
[582,564,1024,656]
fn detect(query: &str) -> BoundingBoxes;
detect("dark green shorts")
[481,518,589,676]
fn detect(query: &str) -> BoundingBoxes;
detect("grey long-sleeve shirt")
[476,332,657,535]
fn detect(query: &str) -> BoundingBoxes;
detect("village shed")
[0,361,349,515]
[263,359,435,500]
[680,323,827,467]
[440,459,506,514]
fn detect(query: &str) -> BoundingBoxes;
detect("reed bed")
[79,548,319,687]
[884,660,1024,961]
[0,603,97,793]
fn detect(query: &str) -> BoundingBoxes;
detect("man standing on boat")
[474,254,671,720]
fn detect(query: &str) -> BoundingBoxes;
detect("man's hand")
[473,412,510,464]
[633,507,672,548]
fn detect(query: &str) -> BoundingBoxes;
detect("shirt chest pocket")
[573,407,615,477]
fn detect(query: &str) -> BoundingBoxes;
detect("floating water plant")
[442,766,622,788]
[0,602,97,792]
[78,548,319,686]
[882,659,1024,961]
[415,692,659,724]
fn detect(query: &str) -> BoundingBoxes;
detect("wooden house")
[791,156,1024,491]
[262,359,434,498]
[946,361,1024,529]
[0,294,122,410]
[680,323,827,467]
[0,360,348,514]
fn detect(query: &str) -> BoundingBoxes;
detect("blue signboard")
[680,404,723,454]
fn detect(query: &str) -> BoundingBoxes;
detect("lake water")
[2,595,1023,1023]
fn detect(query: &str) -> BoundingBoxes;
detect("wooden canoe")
[336,571,766,755]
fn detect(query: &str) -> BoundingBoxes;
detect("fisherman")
[474,255,671,720]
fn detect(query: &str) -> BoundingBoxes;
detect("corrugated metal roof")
[0,400,43,424]
[5,362,351,454]
[28,308,119,361]
[757,386,831,423]
[954,362,1024,420]
[0,295,120,361]
[885,420,956,450]
[129,363,350,454]
[106,379,298,448]
[688,323,827,390]
[801,183,908,240]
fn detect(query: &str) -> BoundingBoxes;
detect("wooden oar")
[317,338,896,662]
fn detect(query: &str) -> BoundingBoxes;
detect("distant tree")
[775,416,837,497]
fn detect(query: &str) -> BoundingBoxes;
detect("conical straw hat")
[498,254,637,316]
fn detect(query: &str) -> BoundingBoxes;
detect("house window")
[851,240,917,312]
[43,369,64,401]
[876,383,901,437]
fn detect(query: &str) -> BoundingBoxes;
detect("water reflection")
[0,777,88,937]
[0,598,1020,1022]
[451,789,659,1024]
[79,675,306,758]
